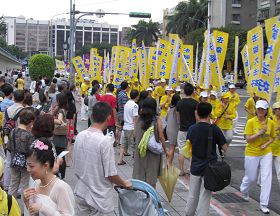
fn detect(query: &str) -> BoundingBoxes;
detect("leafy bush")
[29,54,55,80]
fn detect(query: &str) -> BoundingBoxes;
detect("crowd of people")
[0,70,278,215]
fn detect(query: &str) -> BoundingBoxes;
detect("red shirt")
[100,93,116,126]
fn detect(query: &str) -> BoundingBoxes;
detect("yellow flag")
[259,15,280,102]
[55,59,65,71]
[247,25,263,96]
[91,55,103,83]
[234,36,239,84]
[180,45,193,83]
[138,42,148,88]
[72,56,87,83]
[148,47,157,79]
[157,39,170,79]
[131,39,138,79]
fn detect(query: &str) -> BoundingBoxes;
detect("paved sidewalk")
[64,116,280,216]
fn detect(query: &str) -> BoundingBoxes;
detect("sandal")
[117,161,126,166]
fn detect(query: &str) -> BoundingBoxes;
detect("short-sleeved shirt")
[271,115,280,156]
[245,97,257,120]
[74,127,117,213]
[117,90,128,121]
[80,82,90,96]
[244,116,275,156]
[0,98,14,112]
[123,100,138,130]
[176,98,198,131]
[160,95,171,118]
[8,128,34,154]
[187,122,227,176]
[16,78,24,90]
[100,93,117,126]
[154,86,165,99]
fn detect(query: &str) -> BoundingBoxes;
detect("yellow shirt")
[160,95,171,118]
[214,102,236,130]
[229,92,240,110]
[271,115,280,156]
[16,78,24,90]
[245,97,257,120]
[209,98,221,119]
[80,82,90,96]
[0,188,21,215]
[244,116,275,156]
[131,84,142,93]
[154,86,166,100]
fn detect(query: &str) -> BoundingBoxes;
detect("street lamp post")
[63,41,68,62]
[68,3,151,86]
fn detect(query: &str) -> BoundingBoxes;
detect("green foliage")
[0,36,27,59]
[128,20,161,46]
[29,54,55,80]
[76,42,113,57]
[0,16,6,38]
[166,0,208,40]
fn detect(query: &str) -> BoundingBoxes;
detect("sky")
[1,0,182,28]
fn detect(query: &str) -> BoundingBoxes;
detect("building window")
[75,31,83,50]
[232,0,241,4]
[111,28,118,32]
[259,9,270,19]
[84,32,92,44]
[102,28,109,31]
[93,27,100,31]
[232,14,241,21]
[110,33,118,45]
[56,30,65,55]
[57,25,65,29]
[93,32,100,42]
[102,33,109,42]
[76,26,83,30]
[84,27,92,30]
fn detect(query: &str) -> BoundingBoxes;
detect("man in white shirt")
[118,90,139,165]
[74,102,131,215]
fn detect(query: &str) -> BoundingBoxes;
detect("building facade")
[119,27,131,47]
[50,18,119,56]
[257,0,280,22]
[211,0,257,30]
[5,16,49,56]
[4,16,119,57]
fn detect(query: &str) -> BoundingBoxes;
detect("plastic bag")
[181,139,192,159]
[158,165,180,202]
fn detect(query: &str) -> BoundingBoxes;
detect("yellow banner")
[247,25,263,96]
[157,39,170,79]
[234,36,239,84]
[258,15,280,101]
[131,39,138,79]
[138,42,148,88]
[209,31,228,90]
[91,55,103,83]
[169,34,181,88]
[55,59,65,71]
[241,45,250,82]
[180,45,193,82]
[148,47,157,79]
[72,56,87,83]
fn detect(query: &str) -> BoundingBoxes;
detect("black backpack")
[3,108,22,137]
[39,87,47,103]
[203,125,231,192]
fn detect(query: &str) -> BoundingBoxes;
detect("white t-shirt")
[123,100,139,130]
[73,127,117,213]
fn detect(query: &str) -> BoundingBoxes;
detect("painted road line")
[233,135,245,139]
[232,139,246,143]
[230,143,246,147]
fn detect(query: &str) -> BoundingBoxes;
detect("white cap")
[160,78,166,83]
[84,77,89,81]
[165,86,173,91]
[175,86,181,92]
[99,84,103,89]
[200,91,208,98]
[210,91,217,97]
[229,84,236,89]
[146,87,153,91]
[256,100,269,109]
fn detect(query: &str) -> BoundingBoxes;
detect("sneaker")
[241,192,249,201]
[260,205,270,214]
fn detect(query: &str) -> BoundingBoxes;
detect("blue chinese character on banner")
[159,72,166,76]
[77,64,82,68]
[262,61,271,75]
[160,44,165,49]
[184,54,190,60]
[172,78,177,84]
[185,48,190,53]
[221,86,227,92]
[132,49,137,54]
[162,59,166,64]
[216,47,222,53]
[209,54,217,63]
[251,33,259,42]
[171,39,175,45]
[253,68,259,76]
[253,45,259,54]
[266,45,273,57]
[217,36,224,44]
[152,56,156,60]
[254,57,259,65]
[158,51,163,56]
[161,65,166,70]
[272,24,280,41]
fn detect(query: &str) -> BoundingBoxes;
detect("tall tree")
[166,0,208,40]
[129,20,161,47]
[0,16,6,38]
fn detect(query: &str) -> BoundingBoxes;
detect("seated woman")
[23,138,75,215]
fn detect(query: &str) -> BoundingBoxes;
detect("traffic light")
[129,12,151,18]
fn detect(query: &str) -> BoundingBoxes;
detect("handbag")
[11,130,27,169]
[147,118,164,155]
[213,103,229,125]
[53,110,68,136]
[204,125,231,192]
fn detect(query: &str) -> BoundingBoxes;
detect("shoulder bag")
[204,125,231,192]
[53,109,68,136]
[147,118,164,155]
[213,103,229,125]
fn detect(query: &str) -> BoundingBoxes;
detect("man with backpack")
[3,90,24,191]
[0,156,21,215]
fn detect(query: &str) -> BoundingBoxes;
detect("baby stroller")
[114,179,171,216]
